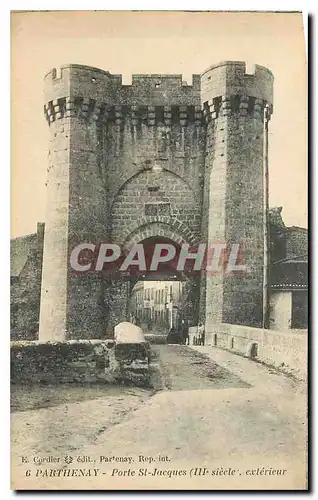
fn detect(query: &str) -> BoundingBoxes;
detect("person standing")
[182,319,189,345]
[198,322,205,346]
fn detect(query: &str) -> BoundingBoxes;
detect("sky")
[11,11,307,237]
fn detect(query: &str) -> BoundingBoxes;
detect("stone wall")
[204,323,307,380]
[11,339,150,385]
[105,118,205,211]
[11,272,40,341]
[285,227,308,259]
[11,340,118,384]
[111,168,201,244]
[11,224,44,340]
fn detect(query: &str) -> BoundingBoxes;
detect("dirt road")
[151,344,250,391]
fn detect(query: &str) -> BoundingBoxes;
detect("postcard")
[11,10,308,490]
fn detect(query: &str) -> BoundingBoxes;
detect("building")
[268,208,308,330]
[129,281,186,331]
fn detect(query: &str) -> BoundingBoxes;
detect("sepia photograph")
[10,10,308,490]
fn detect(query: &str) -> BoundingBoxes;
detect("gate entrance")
[128,279,186,335]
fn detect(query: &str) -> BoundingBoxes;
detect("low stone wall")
[11,340,121,385]
[204,323,307,380]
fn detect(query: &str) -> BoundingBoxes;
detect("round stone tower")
[200,61,274,332]
[39,65,114,341]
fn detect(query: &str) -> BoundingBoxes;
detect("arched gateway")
[39,61,273,341]
[106,231,201,334]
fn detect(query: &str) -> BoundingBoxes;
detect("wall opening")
[118,235,200,334]
[245,62,256,75]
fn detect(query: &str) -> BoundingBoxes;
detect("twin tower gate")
[39,61,274,342]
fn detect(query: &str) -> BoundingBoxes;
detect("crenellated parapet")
[201,61,274,106]
[44,61,274,126]
[44,64,201,109]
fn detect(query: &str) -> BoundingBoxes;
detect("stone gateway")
[39,61,274,341]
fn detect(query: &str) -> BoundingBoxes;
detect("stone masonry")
[37,61,274,341]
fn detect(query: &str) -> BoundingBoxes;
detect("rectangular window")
[145,203,171,216]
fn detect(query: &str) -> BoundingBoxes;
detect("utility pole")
[262,104,270,329]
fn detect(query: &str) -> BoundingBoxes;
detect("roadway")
[11,341,307,490]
